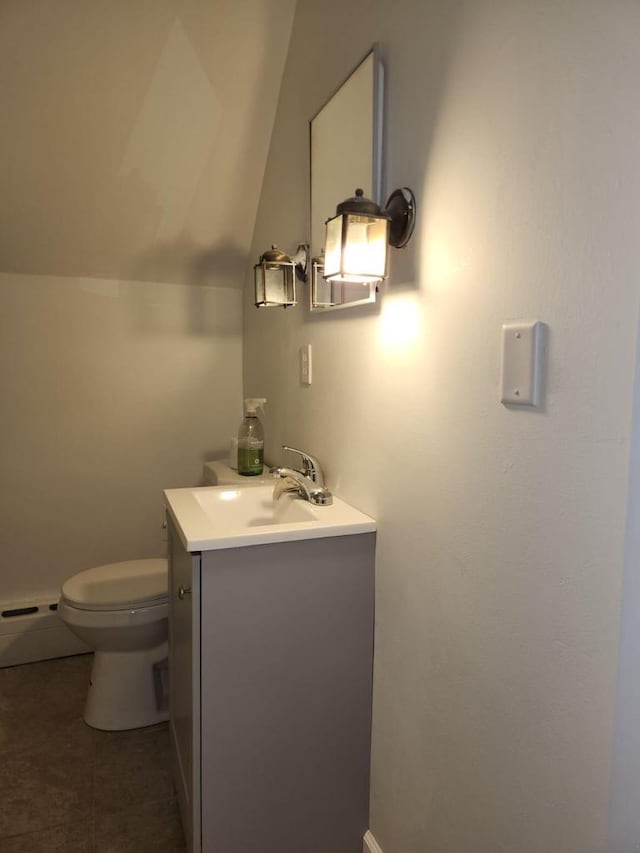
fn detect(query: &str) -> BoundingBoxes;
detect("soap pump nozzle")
[243,397,267,417]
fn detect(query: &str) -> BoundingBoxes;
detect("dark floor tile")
[0,656,183,850]
[95,798,186,853]
[0,819,93,852]
[91,720,167,745]
[94,724,174,816]
[0,655,95,838]
[0,654,93,753]
[0,654,91,719]
[0,739,94,838]
[0,654,94,838]
[0,705,95,759]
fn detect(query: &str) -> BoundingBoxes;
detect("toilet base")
[84,641,169,731]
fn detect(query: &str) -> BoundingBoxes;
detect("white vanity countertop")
[164,484,376,552]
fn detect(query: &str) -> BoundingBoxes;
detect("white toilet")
[58,558,169,731]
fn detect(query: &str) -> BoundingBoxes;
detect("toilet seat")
[61,558,168,612]
[57,597,168,630]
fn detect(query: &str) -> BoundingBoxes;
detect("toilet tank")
[202,459,273,486]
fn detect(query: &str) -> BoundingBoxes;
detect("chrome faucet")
[270,445,333,506]
[282,446,325,486]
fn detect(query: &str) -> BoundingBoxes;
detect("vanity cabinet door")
[199,534,375,853]
[168,519,201,853]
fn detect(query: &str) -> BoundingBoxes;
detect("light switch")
[300,344,312,385]
[500,321,545,406]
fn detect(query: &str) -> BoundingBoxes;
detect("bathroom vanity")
[164,484,376,853]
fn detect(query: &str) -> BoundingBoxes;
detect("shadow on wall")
[376,0,464,298]
[129,235,247,287]
[122,237,246,338]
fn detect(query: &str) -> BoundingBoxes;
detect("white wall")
[244,2,640,851]
[0,0,295,602]
[0,0,295,285]
[0,273,241,602]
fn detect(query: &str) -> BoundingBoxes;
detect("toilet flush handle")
[178,586,192,600]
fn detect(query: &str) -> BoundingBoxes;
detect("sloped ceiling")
[0,0,295,285]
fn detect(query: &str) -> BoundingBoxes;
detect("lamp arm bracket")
[292,242,309,283]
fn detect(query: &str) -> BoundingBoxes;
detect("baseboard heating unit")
[0,596,89,667]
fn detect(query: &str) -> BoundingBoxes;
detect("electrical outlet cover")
[500,321,545,406]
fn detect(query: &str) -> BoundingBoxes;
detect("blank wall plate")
[500,321,545,406]
[300,344,312,385]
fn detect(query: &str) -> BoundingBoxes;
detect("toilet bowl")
[58,558,169,731]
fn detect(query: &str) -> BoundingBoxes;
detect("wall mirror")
[310,48,384,312]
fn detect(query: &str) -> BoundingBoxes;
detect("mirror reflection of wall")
[310,48,383,311]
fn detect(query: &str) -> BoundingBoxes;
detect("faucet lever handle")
[282,445,323,485]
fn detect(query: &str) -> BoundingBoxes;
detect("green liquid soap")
[237,446,263,476]
[237,397,266,476]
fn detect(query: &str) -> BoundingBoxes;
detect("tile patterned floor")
[0,654,186,852]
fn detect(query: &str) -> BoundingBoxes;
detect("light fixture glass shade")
[323,189,390,284]
[323,212,389,283]
[254,246,297,307]
[323,217,343,282]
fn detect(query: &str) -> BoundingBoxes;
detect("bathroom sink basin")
[195,486,315,527]
[164,484,375,551]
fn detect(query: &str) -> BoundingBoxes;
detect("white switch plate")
[300,344,312,385]
[500,321,545,406]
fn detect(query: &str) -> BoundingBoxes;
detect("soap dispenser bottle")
[237,398,266,476]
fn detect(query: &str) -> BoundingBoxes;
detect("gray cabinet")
[168,518,375,853]
[168,523,201,852]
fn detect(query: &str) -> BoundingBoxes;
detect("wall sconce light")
[254,243,308,308]
[323,187,416,284]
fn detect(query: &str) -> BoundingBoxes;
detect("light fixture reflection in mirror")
[311,254,330,307]
[311,253,377,309]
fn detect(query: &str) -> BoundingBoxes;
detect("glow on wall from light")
[379,295,421,350]
[424,237,469,288]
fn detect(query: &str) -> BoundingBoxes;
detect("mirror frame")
[309,47,384,312]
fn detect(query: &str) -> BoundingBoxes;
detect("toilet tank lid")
[61,559,168,611]
[203,459,273,486]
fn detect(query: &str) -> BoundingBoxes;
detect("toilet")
[57,460,248,730]
[58,558,169,731]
